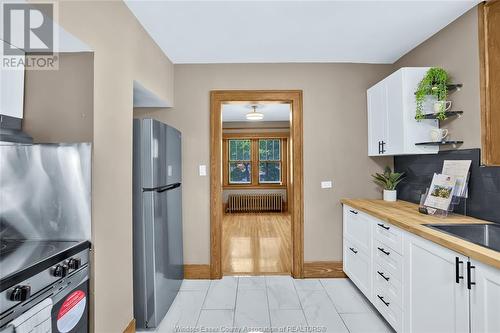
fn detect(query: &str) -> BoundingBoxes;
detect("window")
[259,139,281,183]
[228,139,251,184]
[223,135,287,188]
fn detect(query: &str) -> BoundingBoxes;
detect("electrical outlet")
[199,165,207,176]
[321,181,333,189]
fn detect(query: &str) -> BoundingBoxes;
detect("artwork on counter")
[424,173,457,211]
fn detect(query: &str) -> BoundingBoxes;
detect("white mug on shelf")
[430,128,449,142]
[434,101,452,113]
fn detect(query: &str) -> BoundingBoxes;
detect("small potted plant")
[415,67,450,121]
[371,166,405,202]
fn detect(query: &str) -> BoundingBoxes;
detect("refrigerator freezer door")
[166,125,182,185]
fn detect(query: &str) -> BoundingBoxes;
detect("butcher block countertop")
[341,199,500,269]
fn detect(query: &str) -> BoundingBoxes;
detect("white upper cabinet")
[0,40,25,119]
[367,67,439,156]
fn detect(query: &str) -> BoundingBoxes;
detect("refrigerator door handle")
[143,182,181,193]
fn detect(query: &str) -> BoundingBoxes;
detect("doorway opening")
[210,91,303,279]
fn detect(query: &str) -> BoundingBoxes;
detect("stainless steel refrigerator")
[133,119,183,329]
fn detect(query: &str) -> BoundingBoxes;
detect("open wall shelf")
[415,141,464,146]
[417,111,464,120]
[447,84,463,93]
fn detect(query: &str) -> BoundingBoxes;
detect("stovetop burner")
[0,239,81,282]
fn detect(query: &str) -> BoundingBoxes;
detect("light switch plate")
[321,181,333,189]
[199,165,207,176]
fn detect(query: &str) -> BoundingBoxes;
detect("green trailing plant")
[415,67,450,121]
[371,166,406,191]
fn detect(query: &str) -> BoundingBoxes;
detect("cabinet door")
[403,234,469,333]
[367,82,387,156]
[385,71,404,155]
[470,261,500,333]
[0,41,25,118]
[343,237,371,297]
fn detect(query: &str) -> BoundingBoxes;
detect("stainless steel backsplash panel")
[0,143,91,240]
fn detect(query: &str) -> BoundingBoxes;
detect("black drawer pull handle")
[467,261,476,290]
[349,210,358,215]
[349,247,358,254]
[377,223,390,230]
[377,247,390,256]
[455,257,464,284]
[377,271,390,281]
[377,295,390,307]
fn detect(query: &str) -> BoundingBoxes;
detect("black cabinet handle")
[349,210,358,215]
[377,247,390,256]
[377,295,390,307]
[378,141,381,154]
[377,223,390,230]
[381,141,386,154]
[349,247,358,254]
[377,271,390,281]
[455,257,464,284]
[467,261,476,290]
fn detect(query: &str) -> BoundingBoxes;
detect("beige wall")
[393,7,481,149]
[141,63,393,263]
[53,2,175,332]
[23,52,93,143]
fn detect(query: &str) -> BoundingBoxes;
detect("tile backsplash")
[394,149,500,224]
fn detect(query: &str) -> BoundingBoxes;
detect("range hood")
[0,114,33,143]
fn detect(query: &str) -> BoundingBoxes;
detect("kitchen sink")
[424,223,500,252]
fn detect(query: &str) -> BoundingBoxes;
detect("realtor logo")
[3,3,54,55]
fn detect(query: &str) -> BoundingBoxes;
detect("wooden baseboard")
[303,261,346,278]
[184,264,211,279]
[123,319,135,333]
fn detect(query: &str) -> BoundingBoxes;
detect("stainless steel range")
[0,143,92,332]
[0,240,90,331]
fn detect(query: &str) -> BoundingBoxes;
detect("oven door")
[51,275,89,333]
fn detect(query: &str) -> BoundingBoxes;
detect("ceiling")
[125,1,479,64]
[222,103,291,122]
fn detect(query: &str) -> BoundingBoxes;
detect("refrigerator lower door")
[166,186,184,281]
[138,189,182,328]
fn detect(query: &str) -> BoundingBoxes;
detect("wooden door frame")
[478,1,500,166]
[210,90,304,279]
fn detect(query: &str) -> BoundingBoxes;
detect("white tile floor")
[138,277,394,333]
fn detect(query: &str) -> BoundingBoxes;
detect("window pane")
[259,162,281,183]
[229,139,250,161]
[229,162,251,184]
[259,139,280,161]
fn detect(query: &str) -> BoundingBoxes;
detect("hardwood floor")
[222,213,291,275]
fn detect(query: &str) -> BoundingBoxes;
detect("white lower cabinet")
[403,233,469,333]
[470,261,500,333]
[342,204,500,333]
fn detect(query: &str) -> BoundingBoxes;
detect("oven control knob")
[53,264,68,278]
[68,258,81,270]
[10,285,31,302]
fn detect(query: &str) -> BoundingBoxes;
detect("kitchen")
[0,1,499,333]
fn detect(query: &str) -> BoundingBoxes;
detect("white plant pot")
[383,190,397,202]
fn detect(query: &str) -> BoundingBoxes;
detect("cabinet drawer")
[374,239,403,281]
[374,261,402,309]
[374,220,403,255]
[343,237,371,296]
[343,205,371,253]
[374,285,403,333]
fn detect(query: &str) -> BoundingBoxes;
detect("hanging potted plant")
[415,67,450,121]
[371,166,405,202]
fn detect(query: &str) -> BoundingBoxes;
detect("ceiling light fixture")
[246,105,264,121]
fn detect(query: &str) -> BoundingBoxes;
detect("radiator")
[226,193,283,213]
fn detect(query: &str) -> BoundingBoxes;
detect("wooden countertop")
[341,199,500,269]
